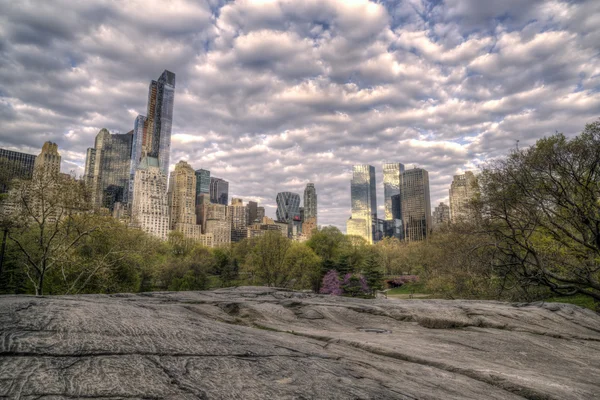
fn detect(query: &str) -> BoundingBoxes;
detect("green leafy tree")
[244,231,292,287]
[478,121,600,303]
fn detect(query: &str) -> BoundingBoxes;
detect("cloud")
[1,0,599,231]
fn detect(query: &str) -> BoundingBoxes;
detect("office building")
[203,203,231,247]
[34,141,61,176]
[210,177,229,205]
[229,198,248,242]
[195,169,210,205]
[433,202,451,226]
[168,160,202,239]
[303,183,317,224]
[256,206,265,223]
[347,164,377,244]
[141,70,176,177]
[449,171,478,222]
[84,128,133,210]
[0,148,36,193]
[401,167,431,242]
[276,192,300,222]
[383,163,405,238]
[128,115,146,206]
[131,156,170,240]
[246,200,258,225]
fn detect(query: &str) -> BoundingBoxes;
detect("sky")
[1,0,599,231]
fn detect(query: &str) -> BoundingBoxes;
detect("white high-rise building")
[131,156,170,240]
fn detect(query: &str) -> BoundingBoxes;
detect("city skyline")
[1,0,599,231]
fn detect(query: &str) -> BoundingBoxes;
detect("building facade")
[203,203,231,247]
[128,115,146,206]
[168,160,202,239]
[401,167,431,242]
[195,169,210,205]
[34,141,61,176]
[449,171,478,223]
[246,200,258,225]
[432,202,450,226]
[84,128,133,210]
[141,70,176,178]
[229,198,248,242]
[0,148,36,193]
[303,183,317,225]
[383,163,405,239]
[210,177,229,205]
[131,156,170,240]
[275,192,300,222]
[347,164,377,244]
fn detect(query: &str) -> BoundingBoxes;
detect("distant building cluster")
[1,68,479,247]
[0,69,319,246]
[347,163,478,244]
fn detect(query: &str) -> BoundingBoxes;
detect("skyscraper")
[449,171,478,223]
[401,167,431,242]
[168,160,202,239]
[383,163,405,220]
[84,128,133,210]
[210,177,229,205]
[128,115,146,206]
[432,202,450,226]
[276,192,301,222]
[303,183,317,225]
[229,198,248,242]
[195,169,210,205]
[347,164,377,244]
[246,200,258,225]
[140,70,175,177]
[131,156,170,240]
[0,148,36,193]
[34,141,61,175]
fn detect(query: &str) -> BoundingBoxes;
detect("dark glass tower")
[401,167,431,241]
[195,169,210,205]
[210,177,229,205]
[142,70,175,177]
[84,128,133,210]
[0,148,36,193]
[348,165,377,244]
[383,163,405,239]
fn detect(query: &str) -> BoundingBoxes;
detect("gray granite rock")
[1,287,599,399]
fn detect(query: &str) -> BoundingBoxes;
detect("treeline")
[1,121,600,309]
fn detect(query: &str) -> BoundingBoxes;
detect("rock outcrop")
[1,287,599,399]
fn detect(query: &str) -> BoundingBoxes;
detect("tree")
[283,242,321,290]
[244,231,292,287]
[306,226,347,263]
[361,250,384,294]
[320,270,342,295]
[478,121,600,303]
[3,171,97,295]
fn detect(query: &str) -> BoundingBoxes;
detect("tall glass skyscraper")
[303,183,317,225]
[84,128,133,210]
[383,163,405,239]
[383,163,405,220]
[401,167,431,242]
[347,165,377,244]
[210,177,229,205]
[141,70,175,177]
[195,169,211,205]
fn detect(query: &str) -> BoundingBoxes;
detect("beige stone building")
[449,171,478,223]
[204,203,231,247]
[131,156,170,240]
[34,141,61,176]
[168,160,202,240]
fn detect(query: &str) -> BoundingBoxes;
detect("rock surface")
[1,287,600,399]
